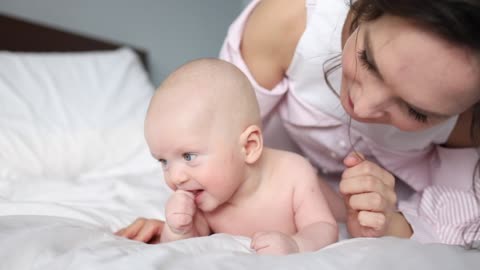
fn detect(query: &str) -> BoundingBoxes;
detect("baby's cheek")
[165,177,176,191]
[210,176,237,199]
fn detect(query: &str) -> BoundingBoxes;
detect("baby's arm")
[252,155,338,255]
[291,160,338,252]
[160,190,210,243]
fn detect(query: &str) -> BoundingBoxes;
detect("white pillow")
[0,48,158,179]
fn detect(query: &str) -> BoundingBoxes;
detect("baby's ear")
[239,125,263,164]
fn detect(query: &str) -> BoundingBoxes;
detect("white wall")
[0,0,243,85]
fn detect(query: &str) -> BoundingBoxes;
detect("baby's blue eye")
[158,159,168,168]
[183,153,197,161]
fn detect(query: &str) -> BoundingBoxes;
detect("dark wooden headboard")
[0,12,149,71]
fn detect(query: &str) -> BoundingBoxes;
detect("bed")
[0,12,478,270]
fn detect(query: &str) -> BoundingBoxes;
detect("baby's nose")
[169,167,189,186]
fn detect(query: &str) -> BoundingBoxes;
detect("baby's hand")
[165,190,197,235]
[114,218,164,244]
[251,231,299,255]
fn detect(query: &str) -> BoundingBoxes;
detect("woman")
[219,0,480,246]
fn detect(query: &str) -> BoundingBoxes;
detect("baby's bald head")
[147,58,261,139]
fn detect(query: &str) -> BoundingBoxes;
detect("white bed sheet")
[0,171,169,232]
[1,215,478,270]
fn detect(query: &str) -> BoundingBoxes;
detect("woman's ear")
[239,125,263,164]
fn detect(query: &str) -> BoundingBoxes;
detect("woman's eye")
[408,107,428,123]
[183,153,197,161]
[357,49,375,72]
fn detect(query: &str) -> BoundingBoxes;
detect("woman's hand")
[115,218,165,244]
[340,152,398,238]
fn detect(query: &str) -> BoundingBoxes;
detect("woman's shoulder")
[241,0,307,89]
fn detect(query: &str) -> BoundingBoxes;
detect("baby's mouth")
[190,189,204,197]
[191,189,204,202]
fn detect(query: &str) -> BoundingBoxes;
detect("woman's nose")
[352,88,389,119]
[353,100,385,119]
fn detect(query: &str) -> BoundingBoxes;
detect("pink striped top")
[219,0,480,245]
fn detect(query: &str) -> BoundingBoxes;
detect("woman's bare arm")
[241,0,306,90]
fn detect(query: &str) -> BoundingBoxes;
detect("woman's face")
[340,15,479,131]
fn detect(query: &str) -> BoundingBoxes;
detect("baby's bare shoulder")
[265,148,318,183]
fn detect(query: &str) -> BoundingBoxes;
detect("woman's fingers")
[357,211,387,231]
[341,178,397,209]
[339,175,387,195]
[341,153,398,237]
[343,152,365,168]
[342,160,395,188]
[340,175,395,202]
[348,192,390,212]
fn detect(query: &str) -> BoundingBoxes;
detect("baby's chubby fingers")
[166,190,196,213]
[165,190,197,233]
[114,218,164,243]
[250,231,299,255]
[115,217,147,238]
[131,219,164,243]
[250,231,269,249]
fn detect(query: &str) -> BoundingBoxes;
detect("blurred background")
[0,0,250,85]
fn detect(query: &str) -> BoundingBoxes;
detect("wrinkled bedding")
[1,215,478,270]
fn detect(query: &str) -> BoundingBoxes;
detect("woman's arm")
[241,0,306,90]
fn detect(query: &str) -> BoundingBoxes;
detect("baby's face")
[144,101,247,212]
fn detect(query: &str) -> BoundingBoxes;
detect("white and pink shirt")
[220,0,480,245]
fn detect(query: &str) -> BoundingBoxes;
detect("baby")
[117,58,338,255]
